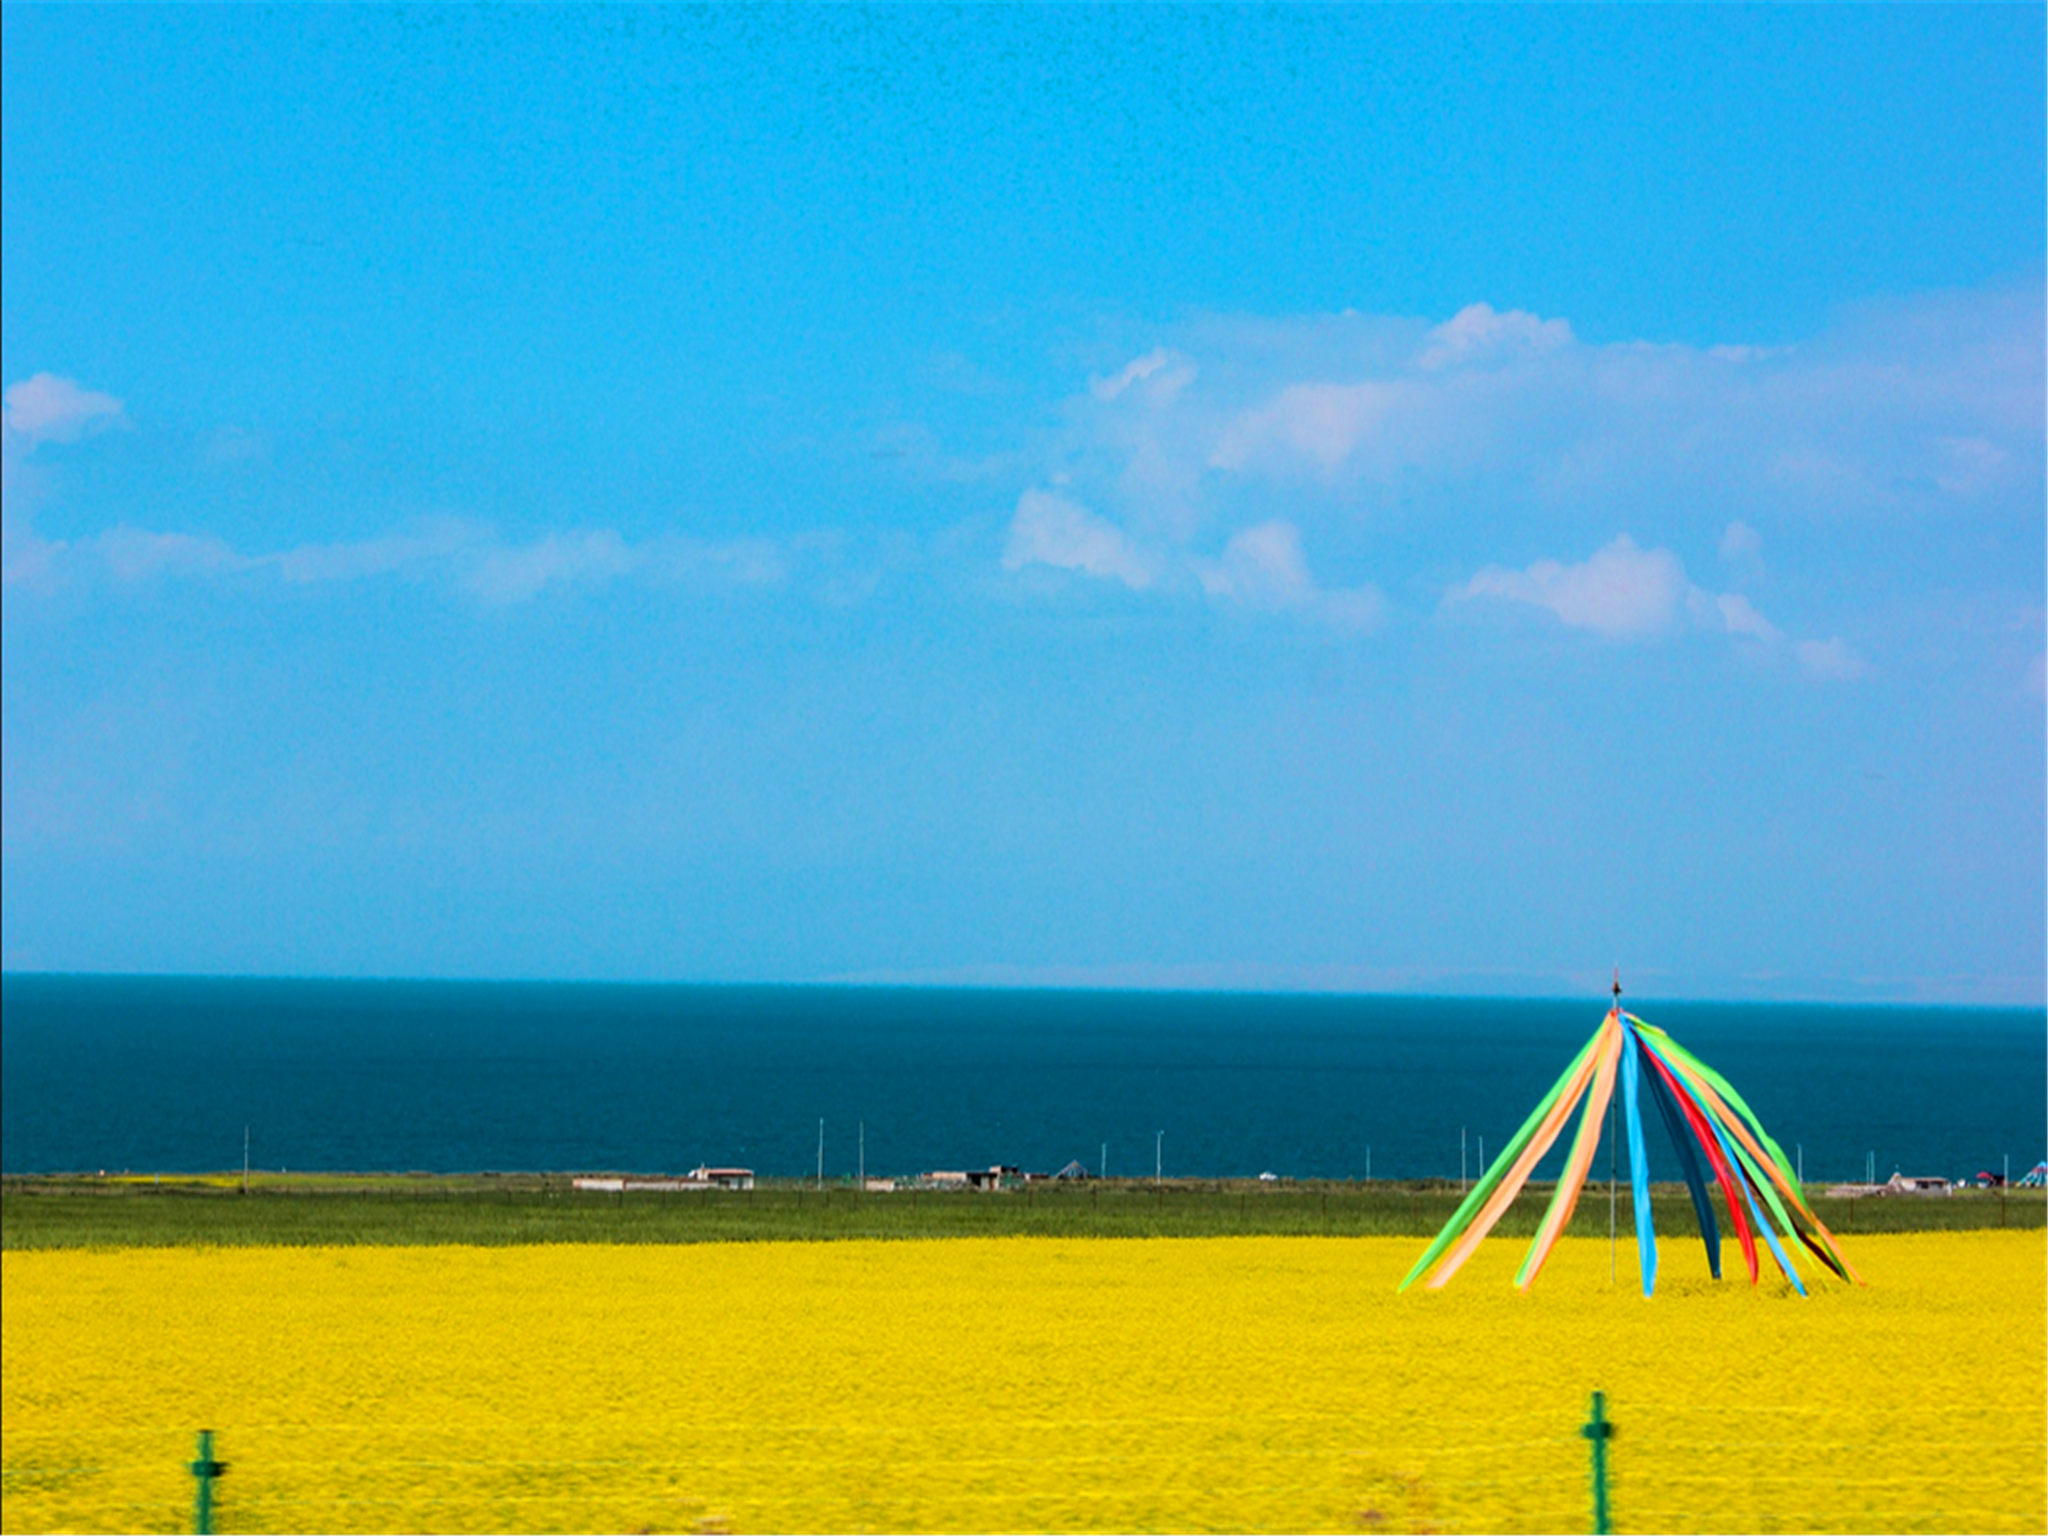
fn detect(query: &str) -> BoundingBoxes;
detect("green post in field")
[190,1429,226,1535]
[1581,1391,1614,1535]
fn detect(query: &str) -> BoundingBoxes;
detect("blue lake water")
[2,975,2041,1183]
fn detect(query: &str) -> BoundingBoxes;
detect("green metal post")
[1581,1391,1614,1535]
[189,1429,227,1535]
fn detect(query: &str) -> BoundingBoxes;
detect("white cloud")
[0,371,790,609]
[463,530,636,604]
[276,522,479,584]
[1011,289,2042,661]
[11,503,787,607]
[0,524,60,587]
[1416,302,1575,371]
[1209,381,1407,473]
[2,374,125,447]
[1195,520,1383,632]
[1796,637,1869,681]
[1196,521,1318,607]
[1453,535,1693,640]
[201,426,268,468]
[278,525,783,603]
[95,527,244,584]
[1934,436,2009,498]
[1002,488,1158,590]
[1714,592,1780,643]
[1718,520,1763,564]
[1448,534,1827,659]
[1040,287,2040,576]
[1003,490,1379,630]
[2,374,130,586]
[1089,348,1195,403]
[1706,343,1791,364]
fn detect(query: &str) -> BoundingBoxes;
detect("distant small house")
[1825,1173,1950,1199]
[922,1166,1016,1189]
[1884,1173,1951,1196]
[690,1166,755,1190]
[1054,1160,1090,1181]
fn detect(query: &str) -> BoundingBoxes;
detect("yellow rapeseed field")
[4,1234,2042,1534]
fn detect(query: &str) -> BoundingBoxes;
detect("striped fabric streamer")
[1640,1028,1853,1284]
[1514,1021,1621,1290]
[1637,1035,1761,1283]
[1642,1052,1721,1279]
[1403,997,1861,1294]
[1638,1022,1860,1284]
[1419,1014,1616,1290]
[1397,1027,1606,1292]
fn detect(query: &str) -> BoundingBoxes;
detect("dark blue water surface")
[2,975,2041,1182]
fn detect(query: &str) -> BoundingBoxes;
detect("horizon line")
[2,965,2040,1012]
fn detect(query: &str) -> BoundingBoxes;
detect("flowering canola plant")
[4,1234,2041,1534]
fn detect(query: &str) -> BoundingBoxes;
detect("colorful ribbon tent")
[1402,978,1861,1296]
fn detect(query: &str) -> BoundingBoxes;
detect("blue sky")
[3,6,2042,1004]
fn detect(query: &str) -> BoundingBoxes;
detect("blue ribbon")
[1620,1024,1658,1296]
[1640,1041,1721,1280]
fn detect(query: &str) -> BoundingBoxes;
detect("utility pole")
[858,1121,865,1188]
[817,1119,824,1191]
[242,1126,250,1196]
[1460,1127,1466,1192]
[1155,1130,1163,1185]
[1609,968,1621,1286]
[1101,1141,1107,1181]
